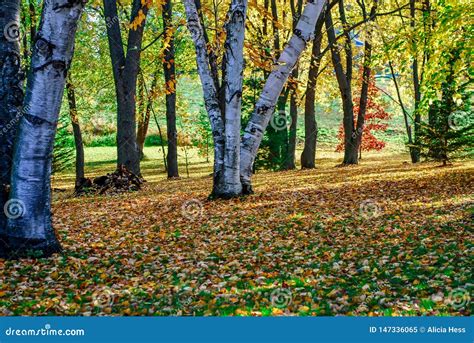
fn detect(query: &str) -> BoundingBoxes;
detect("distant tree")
[326,0,378,165]
[336,72,391,157]
[103,0,149,176]
[52,115,75,175]
[418,48,473,165]
[162,0,179,178]
[66,76,85,186]
[301,5,326,169]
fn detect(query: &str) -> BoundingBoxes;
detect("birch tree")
[4,0,85,257]
[184,0,247,198]
[240,0,327,193]
[0,0,23,255]
[185,0,326,196]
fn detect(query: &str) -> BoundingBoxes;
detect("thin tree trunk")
[286,0,304,170]
[388,61,417,163]
[137,72,157,159]
[240,0,327,193]
[410,0,421,162]
[6,0,85,257]
[286,81,298,170]
[325,10,357,165]
[66,77,85,186]
[162,0,179,178]
[136,72,146,159]
[338,0,352,84]
[184,0,226,195]
[267,0,286,168]
[0,0,24,255]
[355,40,373,153]
[301,7,325,169]
[104,0,148,176]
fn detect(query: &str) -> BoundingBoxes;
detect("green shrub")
[145,134,167,147]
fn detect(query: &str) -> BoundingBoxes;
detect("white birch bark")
[6,0,85,257]
[183,0,226,195]
[240,0,327,193]
[222,0,247,197]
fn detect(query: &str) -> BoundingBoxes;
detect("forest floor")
[0,148,472,316]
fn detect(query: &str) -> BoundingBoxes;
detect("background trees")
[0,0,471,257]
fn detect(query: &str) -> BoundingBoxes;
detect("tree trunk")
[268,89,289,169]
[286,0,303,170]
[325,10,357,165]
[240,0,327,193]
[0,0,24,255]
[267,0,288,169]
[221,0,247,197]
[301,9,325,169]
[137,72,157,159]
[184,0,226,195]
[286,76,298,170]
[66,77,85,186]
[388,61,418,163]
[136,73,146,159]
[162,0,179,178]
[410,0,421,163]
[104,0,148,176]
[354,39,373,157]
[6,0,85,257]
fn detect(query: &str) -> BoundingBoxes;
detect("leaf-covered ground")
[1,151,472,316]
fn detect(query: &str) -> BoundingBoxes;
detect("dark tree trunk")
[5,0,85,258]
[286,79,298,170]
[301,9,325,169]
[326,1,377,166]
[136,73,146,159]
[66,77,85,186]
[137,72,156,159]
[410,0,421,163]
[0,0,24,255]
[162,0,179,178]
[387,61,418,163]
[325,11,357,165]
[285,0,303,170]
[354,40,373,155]
[267,0,286,169]
[103,0,148,176]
